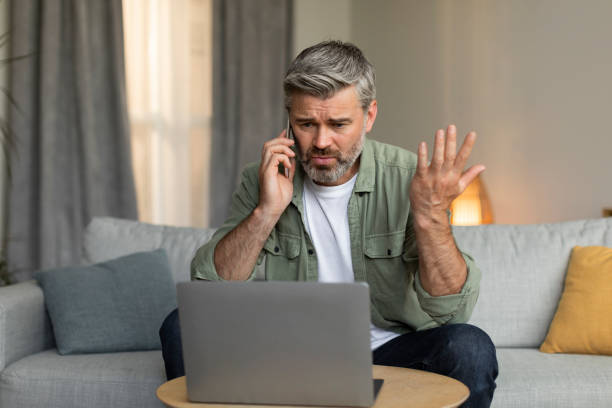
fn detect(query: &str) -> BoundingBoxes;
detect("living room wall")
[294,0,612,224]
[352,0,612,224]
[292,0,352,57]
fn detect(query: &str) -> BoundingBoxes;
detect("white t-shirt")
[302,174,401,351]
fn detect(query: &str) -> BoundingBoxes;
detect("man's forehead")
[290,86,361,116]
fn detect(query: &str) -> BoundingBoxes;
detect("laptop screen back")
[177,281,374,407]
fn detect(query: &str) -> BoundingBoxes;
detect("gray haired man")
[161,41,498,408]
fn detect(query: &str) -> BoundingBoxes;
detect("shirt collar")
[291,159,305,210]
[353,138,375,193]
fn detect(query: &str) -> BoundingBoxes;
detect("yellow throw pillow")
[540,245,612,355]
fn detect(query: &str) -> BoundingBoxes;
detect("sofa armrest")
[0,280,55,371]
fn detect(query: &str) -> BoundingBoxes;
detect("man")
[160,41,498,407]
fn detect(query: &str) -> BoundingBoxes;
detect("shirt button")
[308,249,314,255]
[358,192,364,197]
[274,246,279,253]
[387,249,392,255]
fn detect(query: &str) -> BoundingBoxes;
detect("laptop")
[177,281,381,407]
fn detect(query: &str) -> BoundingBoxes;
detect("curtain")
[7,0,137,282]
[210,0,293,226]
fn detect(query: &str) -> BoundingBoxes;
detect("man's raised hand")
[409,125,486,223]
[257,130,296,220]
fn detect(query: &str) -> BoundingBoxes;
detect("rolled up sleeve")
[413,252,481,326]
[191,163,263,281]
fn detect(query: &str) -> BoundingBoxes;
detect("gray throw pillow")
[35,249,177,355]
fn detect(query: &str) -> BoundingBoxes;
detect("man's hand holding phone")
[256,128,296,221]
[213,128,296,281]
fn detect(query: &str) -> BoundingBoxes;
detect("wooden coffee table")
[156,365,469,408]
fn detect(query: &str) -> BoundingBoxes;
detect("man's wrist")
[412,208,450,231]
[253,205,282,229]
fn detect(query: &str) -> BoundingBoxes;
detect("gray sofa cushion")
[493,348,612,407]
[83,217,217,282]
[0,349,165,408]
[453,218,612,348]
[35,250,176,354]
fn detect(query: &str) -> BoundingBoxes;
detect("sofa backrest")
[453,217,612,348]
[82,217,216,283]
[83,216,612,348]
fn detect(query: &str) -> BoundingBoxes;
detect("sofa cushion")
[0,349,165,408]
[493,348,612,407]
[35,249,176,354]
[453,218,612,348]
[540,245,612,355]
[82,217,217,282]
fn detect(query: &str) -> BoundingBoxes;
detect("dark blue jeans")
[372,324,498,408]
[159,309,498,408]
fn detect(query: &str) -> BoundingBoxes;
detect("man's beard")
[296,125,366,185]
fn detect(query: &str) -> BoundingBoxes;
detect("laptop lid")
[177,281,374,407]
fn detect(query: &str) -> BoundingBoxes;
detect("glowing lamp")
[450,175,493,226]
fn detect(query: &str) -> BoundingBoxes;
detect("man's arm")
[213,208,278,280]
[412,212,466,296]
[409,125,485,296]
[214,132,296,280]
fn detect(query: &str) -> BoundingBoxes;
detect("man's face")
[289,85,377,186]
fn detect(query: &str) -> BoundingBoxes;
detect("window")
[123,0,212,227]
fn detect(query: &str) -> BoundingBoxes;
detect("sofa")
[1,216,611,407]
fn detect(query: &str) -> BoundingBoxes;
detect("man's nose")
[313,126,333,150]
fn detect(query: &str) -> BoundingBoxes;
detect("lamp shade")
[450,175,493,226]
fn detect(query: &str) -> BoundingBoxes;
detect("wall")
[294,0,612,224]
[292,0,352,56]
[349,0,612,224]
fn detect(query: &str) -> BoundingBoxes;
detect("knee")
[442,324,498,374]
[159,308,180,339]
[439,325,497,406]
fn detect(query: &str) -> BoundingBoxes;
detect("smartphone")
[281,118,294,177]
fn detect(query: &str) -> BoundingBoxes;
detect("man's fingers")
[262,138,295,153]
[431,129,445,168]
[288,157,297,180]
[417,141,428,174]
[262,144,296,167]
[264,144,295,159]
[455,131,477,169]
[278,155,293,176]
[263,151,292,176]
[458,164,486,193]
[261,133,295,159]
[445,125,457,163]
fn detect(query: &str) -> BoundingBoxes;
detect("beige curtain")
[123,0,213,228]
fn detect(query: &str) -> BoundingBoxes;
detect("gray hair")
[283,40,376,112]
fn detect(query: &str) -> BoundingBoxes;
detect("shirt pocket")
[364,230,410,300]
[364,230,405,258]
[262,233,301,280]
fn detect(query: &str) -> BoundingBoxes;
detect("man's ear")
[365,100,378,133]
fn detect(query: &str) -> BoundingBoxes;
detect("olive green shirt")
[191,138,481,334]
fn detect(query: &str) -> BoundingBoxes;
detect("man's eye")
[302,123,312,128]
